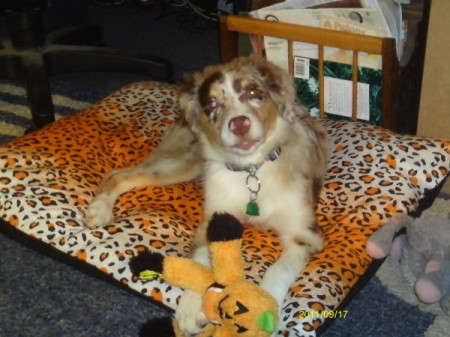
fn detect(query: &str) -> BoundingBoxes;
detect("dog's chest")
[203,161,292,227]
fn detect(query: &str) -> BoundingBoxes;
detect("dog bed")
[1,81,449,337]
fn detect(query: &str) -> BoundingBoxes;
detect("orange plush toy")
[129,213,279,337]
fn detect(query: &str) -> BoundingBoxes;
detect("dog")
[85,55,329,335]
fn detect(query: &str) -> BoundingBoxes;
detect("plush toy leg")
[366,215,411,259]
[414,257,447,304]
[390,234,407,261]
[415,270,443,304]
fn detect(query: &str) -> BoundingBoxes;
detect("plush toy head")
[367,213,450,314]
[130,212,279,337]
[202,279,278,337]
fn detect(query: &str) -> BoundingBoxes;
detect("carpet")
[0,81,449,337]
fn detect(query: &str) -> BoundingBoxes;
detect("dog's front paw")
[84,196,113,228]
[175,290,207,336]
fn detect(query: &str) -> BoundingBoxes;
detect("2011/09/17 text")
[297,310,348,319]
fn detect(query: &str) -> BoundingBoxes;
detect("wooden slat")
[319,45,325,118]
[219,17,239,62]
[256,35,264,56]
[288,40,294,76]
[380,39,398,131]
[352,51,359,121]
[224,15,389,55]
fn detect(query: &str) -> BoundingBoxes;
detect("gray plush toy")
[366,213,450,314]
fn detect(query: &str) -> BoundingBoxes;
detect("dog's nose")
[229,116,251,136]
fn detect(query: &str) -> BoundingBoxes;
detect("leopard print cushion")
[1,82,449,337]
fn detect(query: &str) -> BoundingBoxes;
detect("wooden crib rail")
[219,15,399,131]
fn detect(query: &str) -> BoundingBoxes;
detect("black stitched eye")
[234,301,249,315]
[234,323,249,333]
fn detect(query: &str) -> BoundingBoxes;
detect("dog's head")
[178,56,309,158]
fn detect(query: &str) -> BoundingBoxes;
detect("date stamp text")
[297,309,348,319]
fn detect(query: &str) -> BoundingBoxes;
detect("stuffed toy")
[366,213,450,314]
[129,212,279,337]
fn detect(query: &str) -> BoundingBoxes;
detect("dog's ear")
[178,73,201,134]
[250,55,309,122]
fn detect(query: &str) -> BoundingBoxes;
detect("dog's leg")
[175,218,211,335]
[85,123,202,228]
[259,214,323,307]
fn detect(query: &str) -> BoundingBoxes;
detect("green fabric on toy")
[129,212,279,337]
[366,213,450,314]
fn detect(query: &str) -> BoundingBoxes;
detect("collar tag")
[245,169,261,216]
[246,200,260,216]
[225,147,281,217]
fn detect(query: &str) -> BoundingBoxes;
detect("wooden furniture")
[219,15,405,133]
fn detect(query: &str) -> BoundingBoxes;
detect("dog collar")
[225,147,282,217]
[225,147,282,172]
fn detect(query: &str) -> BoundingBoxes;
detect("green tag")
[246,201,260,216]
[257,311,276,333]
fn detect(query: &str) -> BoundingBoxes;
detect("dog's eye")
[205,98,219,113]
[204,98,220,121]
[248,89,258,98]
[246,85,263,101]
[207,98,219,110]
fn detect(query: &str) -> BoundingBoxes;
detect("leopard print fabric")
[1,82,449,337]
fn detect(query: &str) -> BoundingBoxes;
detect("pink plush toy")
[366,214,450,314]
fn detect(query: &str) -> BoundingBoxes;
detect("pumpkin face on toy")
[209,281,278,337]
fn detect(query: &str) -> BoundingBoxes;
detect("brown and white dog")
[85,55,329,334]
